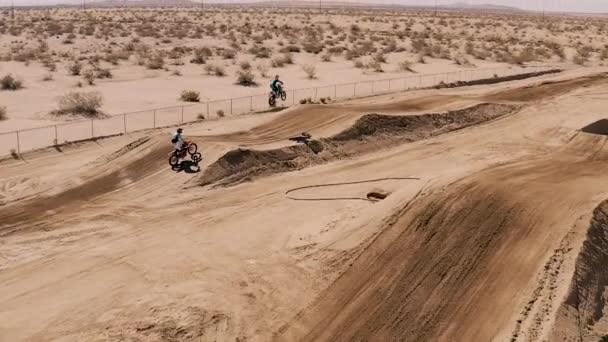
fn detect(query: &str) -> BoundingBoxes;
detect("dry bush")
[1,74,23,91]
[172,69,182,76]
[43,74,54,81]
[240,61,251,70]
[221,49,237,59]
[53,91,103,117]
[321,53,332,62]
[180,90,200,102]
[0,106,6,120]
[197,113,205,120]
[217,109,225,117]
[398,60,415,72]
[257,63,269,77]
[301,64,316,79]
[204,64,226,77]
[67,61,83,76]
[236,70,256,86]
[83,69,96,85]
[354,59,365,68]
[279,45,301,53]
[147,55,165,70]
[367,61,383,72]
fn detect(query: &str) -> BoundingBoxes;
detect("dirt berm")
[550,201,608,342]
[199,103,517,186]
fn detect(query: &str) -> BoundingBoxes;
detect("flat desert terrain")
[3,5,608,342]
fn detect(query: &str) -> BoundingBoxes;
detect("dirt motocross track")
[3,69,608,342]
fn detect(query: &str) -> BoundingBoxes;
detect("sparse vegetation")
[0,74,23,91]
[180,90,200,102]
[53,91,104,117]
[302,64,316,79]
[0,106,7,120]
[67,61,82,76]
[236,70,256,86]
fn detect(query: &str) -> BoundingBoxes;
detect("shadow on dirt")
[174,160,201,174]
[581,119,608,136]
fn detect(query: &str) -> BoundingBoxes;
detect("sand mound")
[199,103,517,186]
[550,201,608,342]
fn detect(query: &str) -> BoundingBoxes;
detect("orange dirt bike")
[268,86,287,107]
[169,141,202,169]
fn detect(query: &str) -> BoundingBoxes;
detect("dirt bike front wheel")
[280,91,287,101]
[191,152,202,163]
[187,143,198,155]
[169,154,180,168]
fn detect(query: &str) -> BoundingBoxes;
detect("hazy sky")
[3,0,608,14]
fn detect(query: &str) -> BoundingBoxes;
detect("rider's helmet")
[274,75,280,80]
[177,128,183,133]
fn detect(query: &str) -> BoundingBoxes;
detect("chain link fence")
[0,65,554,157]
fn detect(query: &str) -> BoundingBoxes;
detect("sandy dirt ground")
[3,67,608,341]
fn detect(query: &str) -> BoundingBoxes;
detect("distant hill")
[440,2,523,12]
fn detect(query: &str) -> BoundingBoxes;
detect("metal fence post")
[91,119,94,137]
[153,110,156,128]
[230,98,233,115]
[371,81,375,93]
[54,125,58,144]
[206,102,210,117]
[334,84,337,99]
[353,83,357,97]
[123,114,127,133]
[181,106,184,123]
[250,96,253,111]
[314,87,317,102]
[292,90,295,105]
[16,131,20,154]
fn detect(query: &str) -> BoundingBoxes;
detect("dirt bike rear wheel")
[187,143,198,155]
[280,91,287,101]
[191,152,202,163]
[268,95,276,107]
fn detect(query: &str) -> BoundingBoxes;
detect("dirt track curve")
[2,69,608,342]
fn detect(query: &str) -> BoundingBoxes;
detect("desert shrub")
[299,97,313,104]
[240,61,251,70]
[96,68,112,79]
[67,61,82,76]
[257,63,269,77]
[172,69,182,76]
[573,54,587,65]
[204,64,226,77]
[302,64,316,79]
[281,53,294,64]
[321,53,332,62]
[83,69,96,85]
[367,61,383,72]
[0,74,23,90]
[303,42,323,54]
[279,45,301,53]
[54,91,103,117]
[0,106,6,120]
[197,113,205,120]
[398,60,415,72]
[374,53,387,63]
[236,70,256,86]
[180,90,200,102]
[147,55,165,69]
[221,49,237,59]
[43,74,54,81]
[354,59,365,68]
[217,109,225,117]
[417,55,427,64]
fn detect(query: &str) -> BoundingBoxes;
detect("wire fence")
[0,65,555,157]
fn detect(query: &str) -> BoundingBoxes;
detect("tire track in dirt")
[0,138,170,236]
[277,155,608,342]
